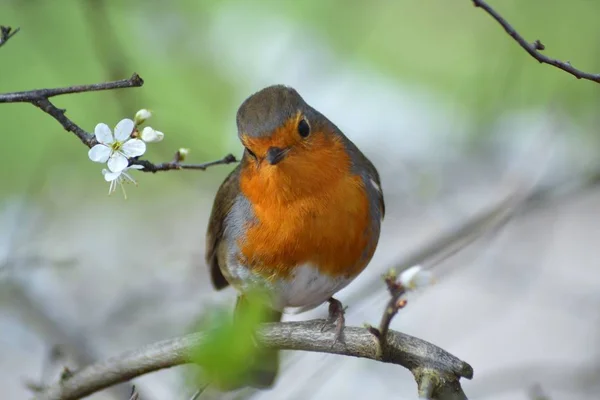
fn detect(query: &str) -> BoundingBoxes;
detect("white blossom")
[88,119,146,172]
[399,265,434,290]
[134,109,152,125]
[102,164,144,199]
[140,126,164,143]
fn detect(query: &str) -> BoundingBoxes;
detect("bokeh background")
[2,0,600,399]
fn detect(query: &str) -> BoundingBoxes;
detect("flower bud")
[177,147,190,162]
[399,265,434,290]
[134,109,152,125]
[140,126,164,143]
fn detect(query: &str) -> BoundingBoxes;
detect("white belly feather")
[227,262,353,312]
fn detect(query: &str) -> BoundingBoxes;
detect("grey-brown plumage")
[236,85,307,139]
[205,165,240,291]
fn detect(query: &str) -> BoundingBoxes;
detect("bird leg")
[320,297,346,345]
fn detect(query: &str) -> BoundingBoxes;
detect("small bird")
[205,85,384,388]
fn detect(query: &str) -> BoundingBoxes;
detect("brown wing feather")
[205,164,241,290]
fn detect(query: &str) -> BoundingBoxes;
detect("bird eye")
[298,118,310,138]
[245,147,257,159]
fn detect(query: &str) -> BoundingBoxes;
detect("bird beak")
[265,146,288,165]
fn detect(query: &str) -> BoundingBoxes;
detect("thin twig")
[33,320,473,400]
[188,386,207,400]
[128,385,140,400]
[0,25,20,48]
[132,153,238,173]
[472,0,600,83]
[366,271,409,358]
[0,75,238,172]
[31,97,97,147]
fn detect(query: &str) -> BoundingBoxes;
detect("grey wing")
[339,133,385,221]
[205,164,241,290]
[361,155,385,221]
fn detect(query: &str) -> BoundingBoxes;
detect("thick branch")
[34,321,472,400]
[0,25,20,48]
[472,0,600,84]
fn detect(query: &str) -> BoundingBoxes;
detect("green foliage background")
[1,0,599,197]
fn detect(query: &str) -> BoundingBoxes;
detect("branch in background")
[0,25,20,48]
[0,74,238,172]
[472,0,600,84]
[346,190,523,307]
[347,164,592,309]
[528,384,551,400]
[34,319,473,400]
[0,281,136,400]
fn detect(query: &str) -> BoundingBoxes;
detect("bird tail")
[235,294,282,389]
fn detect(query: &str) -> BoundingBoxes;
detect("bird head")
[236,85,351,198]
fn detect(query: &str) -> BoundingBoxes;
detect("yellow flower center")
[111,141,123,152]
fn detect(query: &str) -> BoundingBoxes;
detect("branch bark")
[34,321,473,400]
[472,0,600,84]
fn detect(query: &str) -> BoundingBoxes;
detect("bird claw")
[320,297,346,346]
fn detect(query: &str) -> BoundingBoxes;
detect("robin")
[205,85,385,388]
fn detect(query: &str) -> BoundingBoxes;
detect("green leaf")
[188,290,273,390]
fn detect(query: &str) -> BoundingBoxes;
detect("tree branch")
[34,320,473,400]
[0,73,144,103]
[0,74,238,172]
[0,25,20,48]
[133,152,238,173]
[472,0,600,84]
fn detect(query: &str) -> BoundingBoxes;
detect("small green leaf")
[188,290,273,390]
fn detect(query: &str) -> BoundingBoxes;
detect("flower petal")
[108,152,129,172]
[94,123,113,144]
[114,119,135,141]
[121,139,146,157]
[88,144,111,163]
[102,169,122,182]
[128,164,144,170]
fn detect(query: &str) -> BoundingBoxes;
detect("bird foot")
[319,297,346,346]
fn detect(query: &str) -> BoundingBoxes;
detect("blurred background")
[1,0,600,399]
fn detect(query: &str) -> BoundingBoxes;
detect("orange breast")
[238,134,374,281]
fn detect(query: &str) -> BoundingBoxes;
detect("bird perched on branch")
[205,85,385,389]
